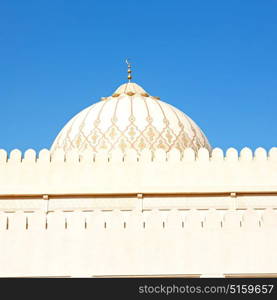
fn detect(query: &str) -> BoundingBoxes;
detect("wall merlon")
[0,149,7,163]
[38,149,51,163]
[9,149,22,163]
[269,147,277,162]
[225,148,238,162]
[240,147,253,161]
[183,147,195,161]
[211,148,224,161]
[254,147,267,161]
[51,149,65,162]
[197,148,210,161]
[23,149,36,163]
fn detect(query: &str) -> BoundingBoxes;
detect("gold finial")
[126,59,132,82]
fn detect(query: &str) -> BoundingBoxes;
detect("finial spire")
[126,59,132,82]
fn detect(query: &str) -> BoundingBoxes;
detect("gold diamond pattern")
[51,83,210,154]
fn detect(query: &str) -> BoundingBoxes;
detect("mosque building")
[0,63,277,277]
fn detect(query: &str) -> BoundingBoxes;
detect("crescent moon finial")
[126,59,132,82]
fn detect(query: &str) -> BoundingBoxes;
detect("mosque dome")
[51,81,211,155]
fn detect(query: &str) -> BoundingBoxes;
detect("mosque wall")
[0,208,277,277]
[0,147,277,277]
[0,147,277,195]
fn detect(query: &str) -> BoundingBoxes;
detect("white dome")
[51,82,211,154]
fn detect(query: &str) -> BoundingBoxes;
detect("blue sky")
[0,0,276,153]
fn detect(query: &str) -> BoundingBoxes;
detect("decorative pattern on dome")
[51,82,211,155]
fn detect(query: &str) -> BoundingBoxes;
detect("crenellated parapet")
[0,147,277,196]
[1,147,277,163]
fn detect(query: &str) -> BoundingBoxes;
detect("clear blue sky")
[0,0,276,153]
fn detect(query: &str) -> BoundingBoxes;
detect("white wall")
[0,147,277,277]
[0,209,277,277]
[0,147,277,195]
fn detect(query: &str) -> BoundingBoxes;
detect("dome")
[50,82,211,154]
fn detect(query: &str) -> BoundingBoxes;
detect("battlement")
[1,147,277,163]
[0,147,277,196]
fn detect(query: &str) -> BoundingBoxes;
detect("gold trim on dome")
[51,82,211,154]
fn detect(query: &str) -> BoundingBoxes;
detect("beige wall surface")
[0,147,277,277]
[0,209,277,277]
[0,147,277,195]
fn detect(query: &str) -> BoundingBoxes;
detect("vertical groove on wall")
[6,217,9,230]
[26,217,28,230]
